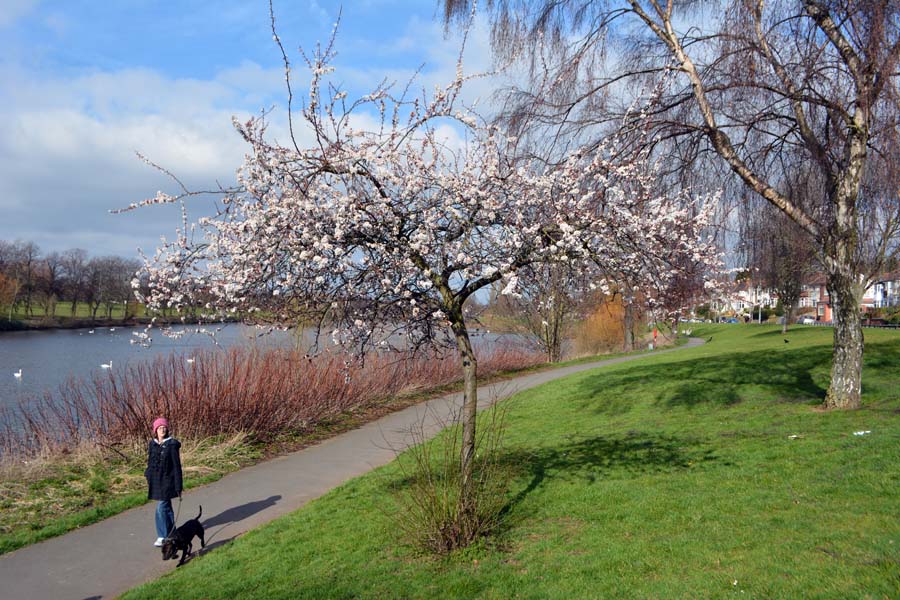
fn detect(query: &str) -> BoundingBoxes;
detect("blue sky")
[0,0,499,258]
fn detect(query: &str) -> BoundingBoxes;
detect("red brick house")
[800,274,879,322]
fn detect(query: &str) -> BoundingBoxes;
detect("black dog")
[161,506,205,566]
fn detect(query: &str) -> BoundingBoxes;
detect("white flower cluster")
[134,41,720,353]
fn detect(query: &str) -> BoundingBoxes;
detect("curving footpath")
[0,338,703,600]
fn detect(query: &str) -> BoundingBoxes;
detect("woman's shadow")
[199,495,282,553]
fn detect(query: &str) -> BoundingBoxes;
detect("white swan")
[100,361,112,369]
[88,329,95,334]
[14,369,22,379]
[186,357,195,364]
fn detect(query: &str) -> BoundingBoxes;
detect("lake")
[0,324,525,410]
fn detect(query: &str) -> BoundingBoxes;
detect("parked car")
[798,316,816,325]
[724,317,739,324]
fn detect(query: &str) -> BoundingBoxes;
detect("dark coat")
[145,438,183,501]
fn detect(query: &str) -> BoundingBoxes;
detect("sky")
[0,0,502,259]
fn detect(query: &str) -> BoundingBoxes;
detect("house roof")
[803,273,827,286]
[875,269,900,284]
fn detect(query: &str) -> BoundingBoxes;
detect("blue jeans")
[155,499,175,538]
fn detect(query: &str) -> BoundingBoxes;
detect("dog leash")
[166,496,183,538]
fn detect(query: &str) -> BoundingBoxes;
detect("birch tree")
[444,0,900,408]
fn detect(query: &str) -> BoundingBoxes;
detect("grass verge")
[122,324,899,599]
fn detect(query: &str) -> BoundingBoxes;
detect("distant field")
[123,324,900,599]
[5,301,142,320]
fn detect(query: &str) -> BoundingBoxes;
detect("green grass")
[122,324,900,599]
[4,301,141,320]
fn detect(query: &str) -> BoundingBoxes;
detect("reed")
[0,344,543,462]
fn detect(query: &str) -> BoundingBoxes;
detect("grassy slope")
[124,325,900,599]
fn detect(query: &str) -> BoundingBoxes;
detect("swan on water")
[100,361,112,369]
[14,369,22,379]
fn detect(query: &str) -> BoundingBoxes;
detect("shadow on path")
[201,495,282,547]
[203,495,282,529]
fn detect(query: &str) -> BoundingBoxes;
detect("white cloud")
[0,65,272,256]
[0,10,519,258]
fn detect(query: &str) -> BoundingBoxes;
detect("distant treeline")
[0,239,143,321]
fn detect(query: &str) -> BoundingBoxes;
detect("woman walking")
[145,417,183,546]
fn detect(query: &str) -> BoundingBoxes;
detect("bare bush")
[390,401,513,554]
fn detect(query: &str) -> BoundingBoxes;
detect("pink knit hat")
[152,417,169,432]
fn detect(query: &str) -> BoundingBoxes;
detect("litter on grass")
[852,430,872,436]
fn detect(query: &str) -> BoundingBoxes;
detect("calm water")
[0,324,523,411]
[0,324,300,410]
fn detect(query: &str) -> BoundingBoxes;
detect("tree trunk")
[782,303,794,335]
[623,290,635,352]
[824,267,864,409]
[450,318,478,512]
[548,307,562,363]
[822,121,866,409]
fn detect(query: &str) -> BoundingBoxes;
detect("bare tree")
[37,251,65,317]
[13,241,41,317]
[443,0,900,409]
[83,256,140,319]
[743,175,818,334]
[84,257,107,319]
[494,263,584,362]
[103,257,141,318]
[0,273,19,321]
[0,241,23,320]
[60,248,89,317]
[0,240,41,317]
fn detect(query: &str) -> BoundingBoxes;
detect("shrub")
[574,299,636,355]
[390,402,512,555]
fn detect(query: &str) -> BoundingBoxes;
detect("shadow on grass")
[498,432,718,519]
[862,340,900,371]
[575,344,833,414]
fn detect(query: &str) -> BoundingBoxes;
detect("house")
[800,273,882,322]
[708,280,778,317]
[799,274,825,310]
[873,270,900,308]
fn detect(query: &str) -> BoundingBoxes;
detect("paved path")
[0,338,703,600]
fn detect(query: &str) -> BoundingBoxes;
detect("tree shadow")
[498,432,719,519]
[574,344,832,414]
[862,340,900,371]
